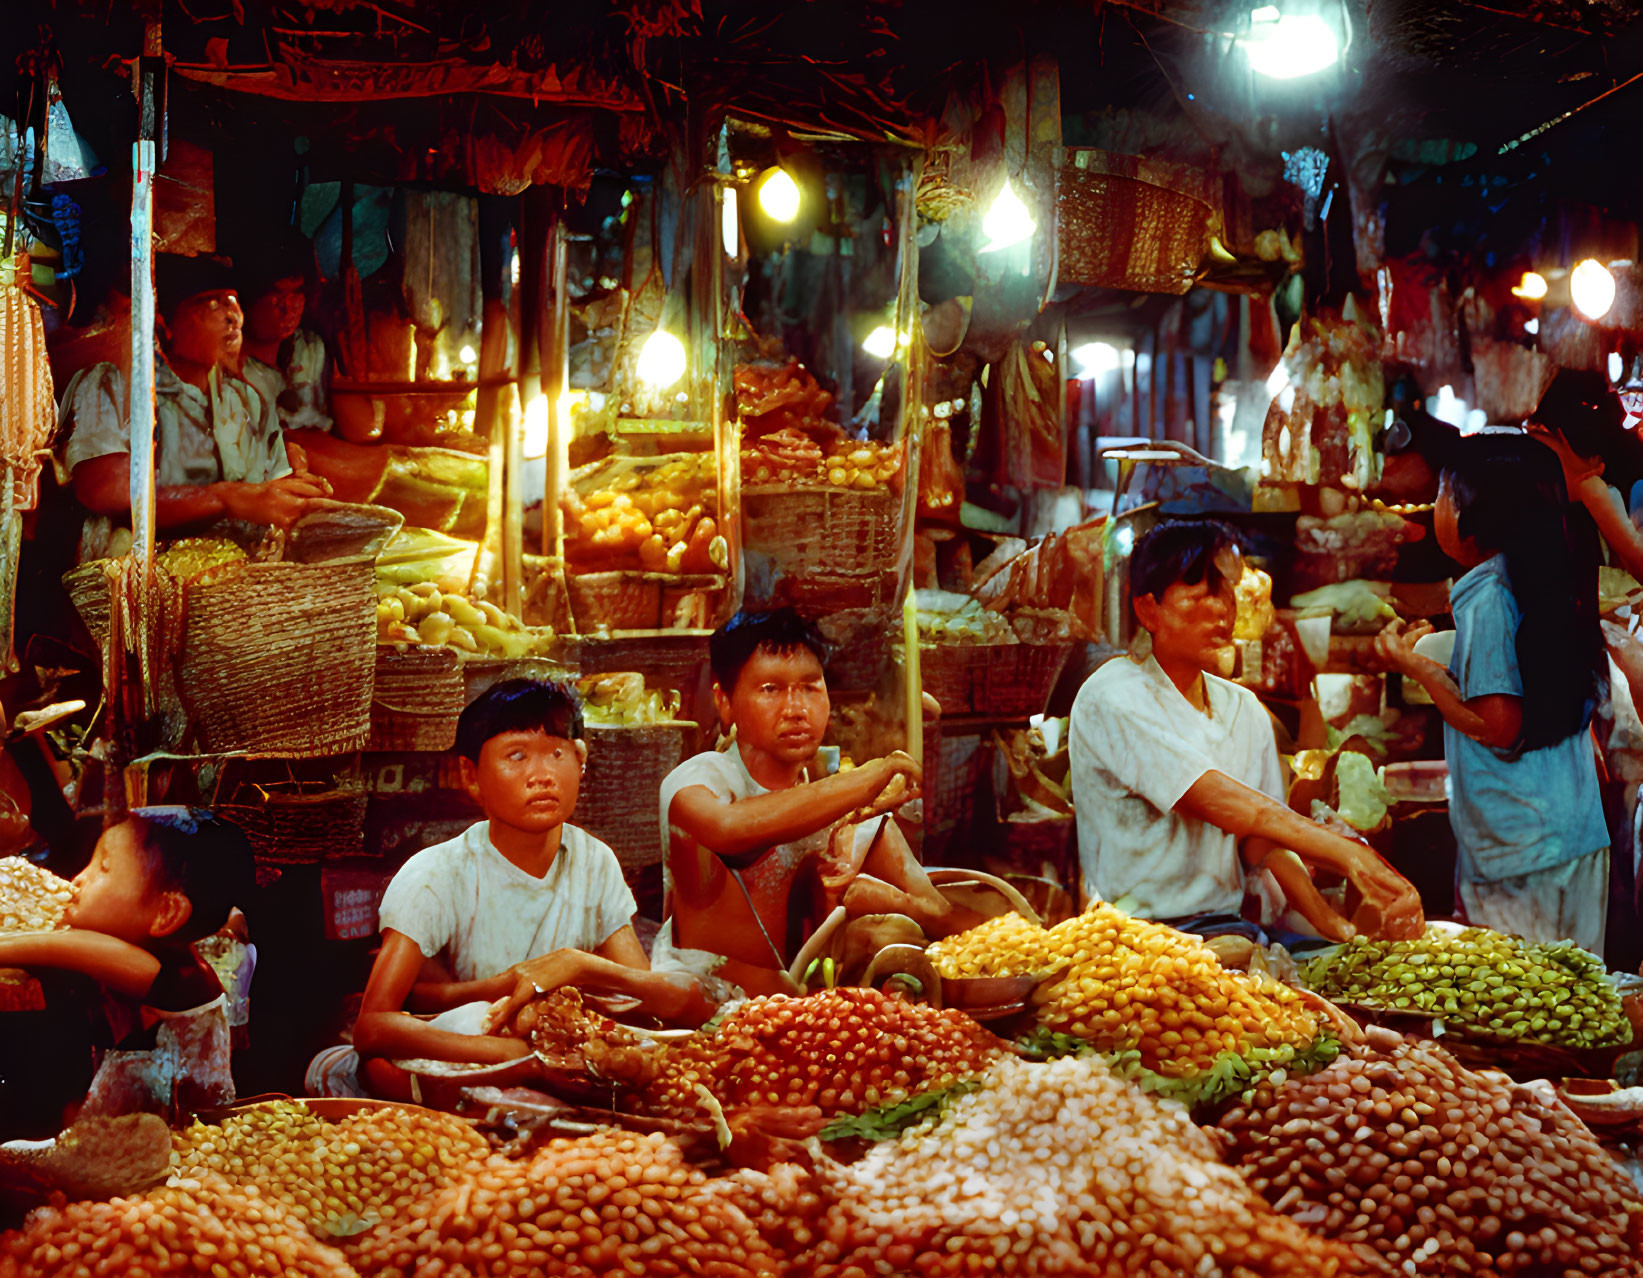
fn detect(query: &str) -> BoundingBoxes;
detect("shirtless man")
[660,609,968,996]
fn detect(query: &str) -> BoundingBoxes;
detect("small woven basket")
[921,642,1073,719]
[575,723,690,874]
[567,572,662,632]
[369,646,465,753]
[741,484,901,578]
[219,781,367,865]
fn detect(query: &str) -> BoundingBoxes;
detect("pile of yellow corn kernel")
[928,904,1322,1078]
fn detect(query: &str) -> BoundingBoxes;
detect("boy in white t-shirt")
[349,679,711,1100]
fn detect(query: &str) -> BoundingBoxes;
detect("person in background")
[0,807,254,1137]
[59,254,330,559]
[342,679,711,1103]
[660,608,975,999]
[239,228,332,436]
[1526,370,1643,967]
[1377,438,1610,953]
[1071,520,1423,945]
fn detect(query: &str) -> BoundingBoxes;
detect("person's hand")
[1346,850,1425,941]
[1373,618,1434,676]
[495,949,586,1029]
[215,471,331,528]
[1527,422,1605,494]
[873,750,923,794]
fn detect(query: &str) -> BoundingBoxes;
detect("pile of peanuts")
[0,1171,357,1278]
[1213,1028,1643,1275]
[0,856,72,933]
[930,904,1324,1078]
[637,987,1003,1120]
[800,1052,1367,1277]
[171,1101,489,1240]
[344,1129,783,1278]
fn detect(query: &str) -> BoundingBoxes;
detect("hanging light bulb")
[979,179,1036,253]
[1511,271,1548,301]
[1242,9,1340,80]
[522,394,549,458]
[756,167,801,223]
[637,329,687,388]
[862,326,899,359]
[721,186,740,257]
[1571,259,1616,320]
[1071,342,1122,379]
[459,343,478,365]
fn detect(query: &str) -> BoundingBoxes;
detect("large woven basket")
[741,485,901,579]
[369,646,464,753]
[1057,149,1220,295]
[219,780,367,865]
[575,723,691,874]
[179,558,377,756]
[920,642,1074,718]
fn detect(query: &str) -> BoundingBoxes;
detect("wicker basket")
[219,781,368,865]
[178,558,377,756]
[369,647,464,752]
[926,729,992,860]
[921,642,1074,718]
[1057,149,1219,295]
[741,485,901,579]
[816,608,893,693]
[575,723,690,873]
[567,572,661,632]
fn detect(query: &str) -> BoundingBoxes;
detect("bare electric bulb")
[757,168,801,223]
[1571,259,1616,321]
[637,330,687,388]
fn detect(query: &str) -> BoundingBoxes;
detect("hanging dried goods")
[1214,1030,1643,1275]
[1301,927,1631,1049]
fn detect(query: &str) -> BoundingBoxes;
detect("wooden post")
[543,219,568,563]
[128,24,162,571]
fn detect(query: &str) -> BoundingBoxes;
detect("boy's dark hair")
[455,678,583,762]
[1128,520,1242,621]
[129,806,255,944]
[709,608,828,692]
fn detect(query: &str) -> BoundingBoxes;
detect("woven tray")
[575,723,691,872]
[741,484,901,579]
[921,642,1074,718]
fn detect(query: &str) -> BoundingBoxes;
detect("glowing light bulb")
[862,326,898,359]
[459,343,478,365]
[721,186,740,256]
[979,180,1036,253]
[637,329,687,388]
[1242,10,1339,79]
[1071,342,1121,378]
[1571,259,1616,320]
[522,395,549,457]
[1610,352,1625,383]
[757,168,801,223]
[1512,271,1548,301]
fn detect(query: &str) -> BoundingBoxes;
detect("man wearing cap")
[59,253,331,559]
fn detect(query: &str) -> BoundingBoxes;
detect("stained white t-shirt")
[1069,653,1283,922]
[377,820,636,982]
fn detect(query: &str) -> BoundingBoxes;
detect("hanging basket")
[219,780,368,865]
[920,642,1074,719]
[1057,149,1220,295]
[574,723,692,882]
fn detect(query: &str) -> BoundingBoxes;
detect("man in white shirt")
[1070,520,1423,942]
[349,679,711,1101]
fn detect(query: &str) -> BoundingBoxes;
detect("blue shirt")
[1444,555,1608,881]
